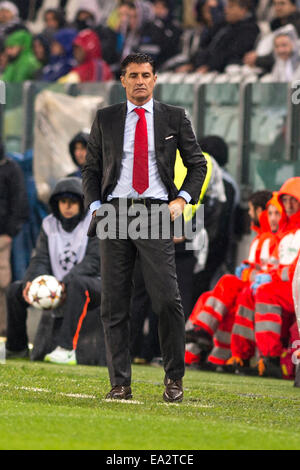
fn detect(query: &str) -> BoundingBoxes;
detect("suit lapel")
[154,100,167,158]
[111,102,127,163]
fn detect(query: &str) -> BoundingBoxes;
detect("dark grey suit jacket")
[82,100,207,212]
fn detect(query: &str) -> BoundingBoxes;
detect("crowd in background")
[2,0,300,82]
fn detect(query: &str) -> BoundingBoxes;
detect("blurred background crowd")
[2,0,300,83]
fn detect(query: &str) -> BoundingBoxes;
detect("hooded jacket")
[68,131,89,178]
[271,24,300,82]
[68,131,89,166]
[42,28,77,82]
[265,177,300,282]
[0,143,29,237]
[23,177,100,285]
[1,29,41,82]
[71,29,112,82]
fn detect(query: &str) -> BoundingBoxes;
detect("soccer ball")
[28,275,63,310]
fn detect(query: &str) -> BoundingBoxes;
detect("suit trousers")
[99,200,186,387]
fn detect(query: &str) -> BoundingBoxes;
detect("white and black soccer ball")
[28,275,63,310]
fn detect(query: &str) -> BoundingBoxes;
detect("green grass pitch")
[0,360,300,450]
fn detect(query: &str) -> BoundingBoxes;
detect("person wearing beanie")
[0,140,29,336]
[5,177,101,365]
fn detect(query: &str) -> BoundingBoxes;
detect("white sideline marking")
[0,383,145,403]
[104,399,144,405]
[0,383,96,399]
[0,384,212,407]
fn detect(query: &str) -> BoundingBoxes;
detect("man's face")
[74,143,87,167]
[33,38,46,61]
[248,201,262,226]
[281,194,300,217]
[73,45,86,64]
[267,204,282,232]
[44,12,59,30]
[120,62,157,105]
[154,1,169,19]
[58,198,80,219]
[225,0,247,23]
[0,8,14,24]
[274,35,294,60]
[273,0,296,18]
[6,45,21,61]
[51,40,64,57]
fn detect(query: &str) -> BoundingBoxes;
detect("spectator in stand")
[116,0,179,70]
[1,29,41,82]
[151,0,182,66]
[244,0,300,74]
[270,24,300,81]
[72,4,119,68]
[192,0,260,74]
[59,29,113,82]
[33,33,51,71]
[0,1,25,46]
[43,8,67,37]
[0,140,29,336]
[73,5,98,30]
[42,28,77,82]
[161,0,224,72]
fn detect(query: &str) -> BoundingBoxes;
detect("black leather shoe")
[163,378,183,403]
[105,385,132,400]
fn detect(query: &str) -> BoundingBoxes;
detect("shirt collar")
[127,98,153,115]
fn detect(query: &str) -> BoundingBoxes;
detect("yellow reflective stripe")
[174,151,212,222]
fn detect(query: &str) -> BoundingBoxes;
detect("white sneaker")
[44,346,77,365]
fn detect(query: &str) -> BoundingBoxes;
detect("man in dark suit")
[82,53,207,402]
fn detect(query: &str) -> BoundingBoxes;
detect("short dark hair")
[120,53,156,76]
[249,190,273,210]
[228,0,254,10]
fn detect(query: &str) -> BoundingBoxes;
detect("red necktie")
[133,107,149,194]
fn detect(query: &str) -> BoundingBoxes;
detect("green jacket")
[1,30,41,83]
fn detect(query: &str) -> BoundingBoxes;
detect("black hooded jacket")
[23,177,100,286]
[0,144,29,237]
